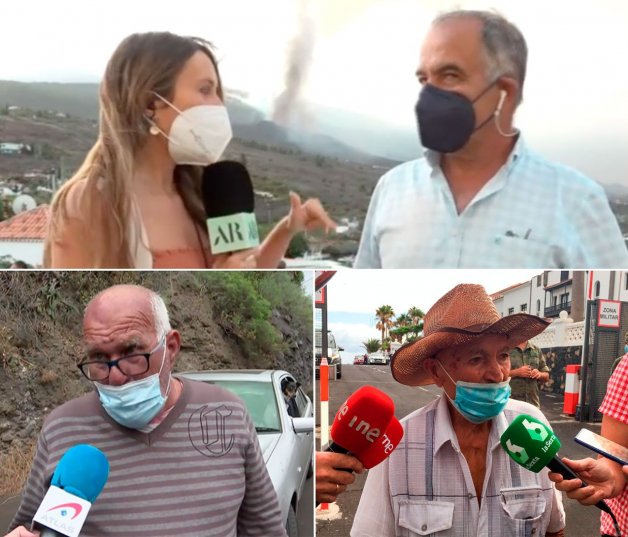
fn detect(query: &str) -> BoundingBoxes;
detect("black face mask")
[415,82,498,154]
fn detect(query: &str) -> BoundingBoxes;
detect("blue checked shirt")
[354,137,628,268]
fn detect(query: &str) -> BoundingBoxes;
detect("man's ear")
[423,358,443,387]
[497,76,520,107]
[165,330,181,370]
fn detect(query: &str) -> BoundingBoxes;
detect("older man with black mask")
[355,9,627,269]
[9,284,287,537]
[351,284,566,537]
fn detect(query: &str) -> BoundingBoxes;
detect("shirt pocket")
[491,235,566,268]
[397,499,454,536]
[499,485,547,537]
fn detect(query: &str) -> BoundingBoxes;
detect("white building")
[492,271,628,323]
[492,281,531,317]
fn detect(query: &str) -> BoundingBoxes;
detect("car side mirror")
[339,347,345,352]
[292,417,314,434]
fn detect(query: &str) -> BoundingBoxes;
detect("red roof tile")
[0,205,49,241]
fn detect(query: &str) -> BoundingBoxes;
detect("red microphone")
[357,416,404,469]
[325,386,395,455]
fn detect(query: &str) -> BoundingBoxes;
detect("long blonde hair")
[44,32,224,267]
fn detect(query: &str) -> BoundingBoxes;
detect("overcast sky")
[2,0,628,184]
[323,269,540,362]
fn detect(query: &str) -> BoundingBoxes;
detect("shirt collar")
[433,393,509,455]
[424,134,526,173]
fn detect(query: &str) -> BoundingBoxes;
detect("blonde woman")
[44,32,334,268]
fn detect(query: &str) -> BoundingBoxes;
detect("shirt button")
[421,524,427,531]
[468,493,473,499]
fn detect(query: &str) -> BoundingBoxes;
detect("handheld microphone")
[32,444,109,537]
[500,415,619,523]
[358,416,404,469]
[325,386,395,455]
[202,161,260,254]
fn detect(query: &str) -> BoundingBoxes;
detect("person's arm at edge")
[548,414,628,503]
[598,413,628,497]
[535,350,550,383]
[236,408,287,537]
[316,451,364,504]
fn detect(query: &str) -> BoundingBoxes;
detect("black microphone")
[202,161,260,254]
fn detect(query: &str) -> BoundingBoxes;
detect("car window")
[206,380,281,433]
[295,388,309,417]
[328,334,337,349]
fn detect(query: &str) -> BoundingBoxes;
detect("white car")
[366,351,389,365]
[178,370,313,537]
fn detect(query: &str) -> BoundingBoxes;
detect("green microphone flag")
[499,414,561,473]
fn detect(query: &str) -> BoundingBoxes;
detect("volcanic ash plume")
[273,0,316,128]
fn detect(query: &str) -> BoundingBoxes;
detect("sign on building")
[315,287,326,306]
[597,300,622,328]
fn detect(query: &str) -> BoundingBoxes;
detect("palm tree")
[408,307,425,325]
[362,339,381,354]
[395,313,412,328]
[375,305,395,345]
[407,306,425,341]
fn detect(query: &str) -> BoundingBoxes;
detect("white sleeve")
[350,457,396,537]
[354,177,384,268]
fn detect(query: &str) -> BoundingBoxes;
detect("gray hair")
[433,10,528,103]
[150,292,172,337]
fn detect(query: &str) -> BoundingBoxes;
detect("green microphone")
[500,414,615,517]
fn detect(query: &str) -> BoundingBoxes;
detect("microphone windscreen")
[357,416,404,469]
[202,161,255,217]
[51,444,110,502]
[330,385,395,454]
[500,414,561,473]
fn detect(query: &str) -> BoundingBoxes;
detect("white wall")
[0,241,43,266]
[618,272,628,302]
[501,283,532,316]
[530,273,545,316]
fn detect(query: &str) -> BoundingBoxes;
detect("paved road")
[316,364,606,537]
[1,473,314,537]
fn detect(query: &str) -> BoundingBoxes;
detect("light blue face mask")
[437,361,511,424]
[95,338,171,429]
[624,344,628,354]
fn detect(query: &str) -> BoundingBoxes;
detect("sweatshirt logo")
[47,502,83,520]
[189,405,235,457]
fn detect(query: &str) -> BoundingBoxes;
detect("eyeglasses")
[78,336,165,382]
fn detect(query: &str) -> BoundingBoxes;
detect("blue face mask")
[438,361,511,424]
[95,339,170,429]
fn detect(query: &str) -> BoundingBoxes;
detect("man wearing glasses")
[9,284,287,537]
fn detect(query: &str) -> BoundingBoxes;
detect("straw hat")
[391,284,550,386]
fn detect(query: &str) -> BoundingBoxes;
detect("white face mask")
[147,93,233,166]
